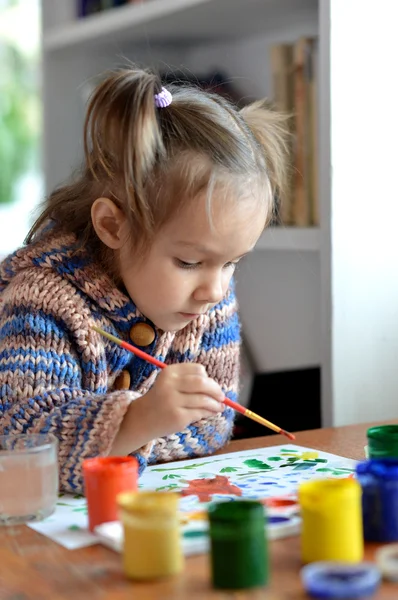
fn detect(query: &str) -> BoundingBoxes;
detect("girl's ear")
[91,197,127,249]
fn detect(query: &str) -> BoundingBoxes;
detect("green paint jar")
[208,500,268,590]
[367,425,398,458]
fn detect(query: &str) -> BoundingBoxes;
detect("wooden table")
[1,420,397,599]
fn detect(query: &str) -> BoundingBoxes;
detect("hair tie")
[154,87,172,109]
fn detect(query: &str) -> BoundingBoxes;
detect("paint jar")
[301,561,381,598]
[298,478,363,564]
[375,544,398,581]
[367,425,398,459]
[83,456,137,532]
[356,458,398,542]
[208,500,268,589]
[117,491,183,580]
[0,434,58,525]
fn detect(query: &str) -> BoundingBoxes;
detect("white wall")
[236,250,320,372]
[329,0,398,424]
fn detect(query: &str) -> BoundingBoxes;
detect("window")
[0,0,41,256]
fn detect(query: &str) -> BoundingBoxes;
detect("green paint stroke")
[183,530,208,539]
[68,525,81,531]
[237,469,276,478]
[150,458,234,472]
[220,467,240,473]
[72,506,88,514]
[268,457,284,461]
[292,462,317,471]
[162,474,182,480]
[316,467,354,474]
[281,448,299,453]
[155,484,180,491]
[243,459,272,470]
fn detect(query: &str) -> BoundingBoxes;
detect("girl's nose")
[194,273,224,304]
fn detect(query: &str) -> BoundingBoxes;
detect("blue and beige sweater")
[0,231,241,493]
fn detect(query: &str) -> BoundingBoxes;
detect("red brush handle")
[120,339,166,370]
[223,397,246,415]
[94,326,295,440]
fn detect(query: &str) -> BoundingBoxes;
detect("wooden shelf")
[255,227,320,251]
[43,0,317,52]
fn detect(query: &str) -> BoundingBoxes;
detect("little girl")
[0,67,289,493]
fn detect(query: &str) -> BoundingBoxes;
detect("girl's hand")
[109,363,225,455]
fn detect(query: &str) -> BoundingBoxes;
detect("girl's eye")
[175,259,200,270]
[174,259,240,270]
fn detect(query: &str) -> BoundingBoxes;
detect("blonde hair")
[27,66,290,264]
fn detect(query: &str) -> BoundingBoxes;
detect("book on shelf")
[270,43,294,226]
[77,0,144,18]
[270,36,319,228]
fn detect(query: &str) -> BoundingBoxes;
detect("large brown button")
[129,322,156,347]
[114,370,131,391]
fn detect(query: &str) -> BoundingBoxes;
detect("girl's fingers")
[178,374,224,401]
[181,395,224,413]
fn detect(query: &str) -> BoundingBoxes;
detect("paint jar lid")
[209,500,264,523]
[208,500,266,536]
[375,544,398,581]
[208,500,264,523]
[83,456,138,475]
[82,456,138,489]
[367,425,398,458]
[298,478,360,509]
[117,490,180,516]
[301,561,381,598]
[356,458,398,480]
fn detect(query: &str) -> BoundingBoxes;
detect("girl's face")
[119,192,266,332]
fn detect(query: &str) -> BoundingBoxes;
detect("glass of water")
[0,434,59,525]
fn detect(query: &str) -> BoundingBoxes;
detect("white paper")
[28,444,357,551]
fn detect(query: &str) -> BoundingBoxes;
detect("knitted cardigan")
[0,231,240,493]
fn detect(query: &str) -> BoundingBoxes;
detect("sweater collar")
[1,230,154,335]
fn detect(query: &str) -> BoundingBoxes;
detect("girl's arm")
[141,282,241,467]
[1,273,240,489]
[0,292,146,494]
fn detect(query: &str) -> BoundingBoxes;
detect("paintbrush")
[92,325,295,441]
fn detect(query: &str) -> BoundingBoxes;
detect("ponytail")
[240,100,291,208]
[84,68,164,230]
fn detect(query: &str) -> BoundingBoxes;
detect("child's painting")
[29,444,357,551]
[140,444,355,508]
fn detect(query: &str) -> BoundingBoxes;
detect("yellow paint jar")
[117,491,183,580]
[298,478,363,564]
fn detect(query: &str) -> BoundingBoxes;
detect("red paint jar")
[83,456,138,532]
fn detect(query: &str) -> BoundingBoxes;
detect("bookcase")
[40,0,398,429]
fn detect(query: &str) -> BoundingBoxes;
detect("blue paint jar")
[356,458,398,542]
